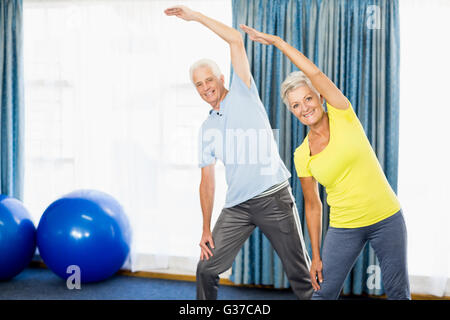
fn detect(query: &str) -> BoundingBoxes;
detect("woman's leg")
[312,226,367,300]
[368,210,411,300]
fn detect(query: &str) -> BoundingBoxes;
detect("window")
[24,0,231,273]
[398,0,450,296]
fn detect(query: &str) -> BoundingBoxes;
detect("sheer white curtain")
[398,0,450,297]
[23,0,230,273]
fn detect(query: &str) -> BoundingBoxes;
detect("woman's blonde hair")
[280,71,320,108]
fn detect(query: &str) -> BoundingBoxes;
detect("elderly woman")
[240,24,410,300]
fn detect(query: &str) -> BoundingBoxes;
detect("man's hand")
[310,257,324,291]
[164,5,198,22]
[199,229,215,260]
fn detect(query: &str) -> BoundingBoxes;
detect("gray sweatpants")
[312,210,411,300]
[196,186,313,300]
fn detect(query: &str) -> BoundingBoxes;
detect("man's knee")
[196,259,218,279]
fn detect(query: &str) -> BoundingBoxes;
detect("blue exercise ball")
[37,190,132,283]
[0,195,37,281]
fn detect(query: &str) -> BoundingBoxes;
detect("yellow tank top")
[294,101,401,228]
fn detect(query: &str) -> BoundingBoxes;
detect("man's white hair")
[280,71,321,108]
[189,58,222,83]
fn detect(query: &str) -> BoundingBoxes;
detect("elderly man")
[165,5,313,300]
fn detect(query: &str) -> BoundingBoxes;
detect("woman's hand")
[310,257,324,291]
[164,5,199,22]
[239,24,278,45]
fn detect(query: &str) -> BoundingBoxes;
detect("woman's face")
[287,85,324,127]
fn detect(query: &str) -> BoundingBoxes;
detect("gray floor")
[0,267,299,300]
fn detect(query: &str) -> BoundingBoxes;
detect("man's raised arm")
[164,5,251,88]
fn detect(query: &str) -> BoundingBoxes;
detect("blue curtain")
[230,0,400,297]
[0,0,24,199]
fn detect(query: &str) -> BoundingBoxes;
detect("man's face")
[192,66,225,108]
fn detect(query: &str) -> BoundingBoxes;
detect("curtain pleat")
[0,0,24,200]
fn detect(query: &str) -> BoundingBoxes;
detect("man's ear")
[220,74,225,85]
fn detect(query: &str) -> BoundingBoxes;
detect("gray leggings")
[312,210,411,300]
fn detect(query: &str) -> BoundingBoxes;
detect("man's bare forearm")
[192,11,242,45]
[185,7,251,87]
[199,181,215,232]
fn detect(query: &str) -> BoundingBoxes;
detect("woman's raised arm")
[240,24,348,110]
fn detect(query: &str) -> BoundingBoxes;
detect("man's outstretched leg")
[196,204,255,300]
[253,186,314,299]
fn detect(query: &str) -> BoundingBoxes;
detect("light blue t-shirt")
[198,71,291,208]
